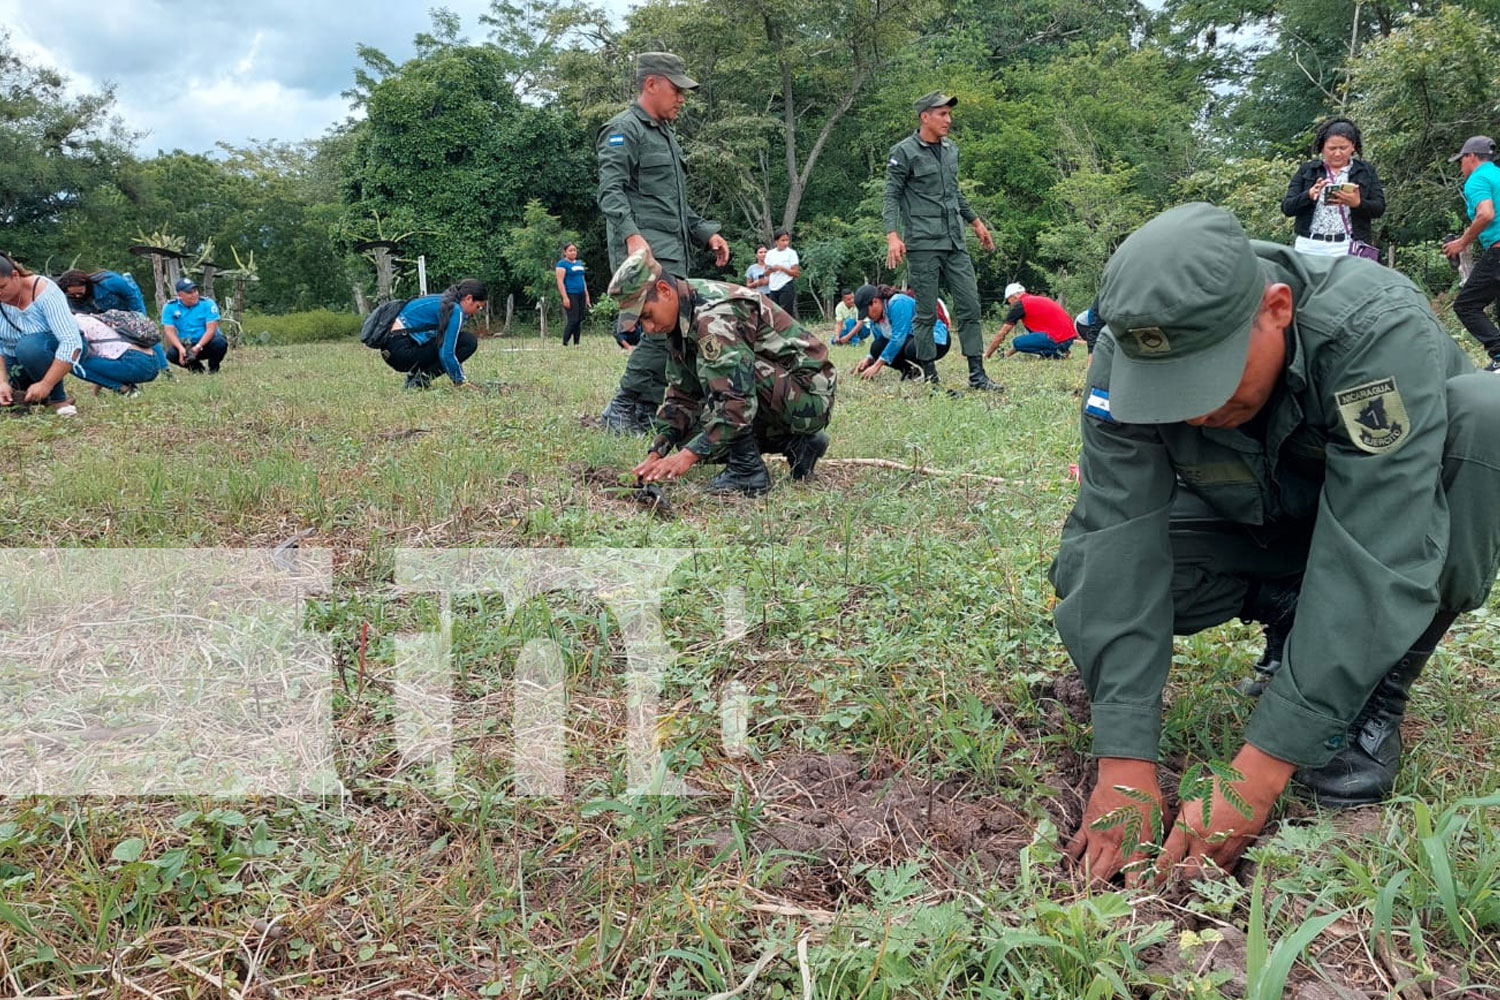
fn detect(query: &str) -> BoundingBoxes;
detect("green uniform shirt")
[596,102,721,274]
[882,131,977,251]
[651,280,836,458]
[1053,243,1474,767]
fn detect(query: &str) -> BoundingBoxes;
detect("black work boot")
[1294,610,1458,807]
[966,355,1004,392]
[600,389,643,434]
[1237,577,1301,697]
[707,435,771,497]
[784,431,829,481]
[919,360,941,385]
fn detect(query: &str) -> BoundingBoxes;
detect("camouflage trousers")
[749,357,835,444]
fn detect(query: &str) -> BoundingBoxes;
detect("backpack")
[359,299,410,349]
[97,309,162,347]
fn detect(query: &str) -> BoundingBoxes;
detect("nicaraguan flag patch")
[607,134,625,146]
[888,157,900,167]
[1085,387,1113,421]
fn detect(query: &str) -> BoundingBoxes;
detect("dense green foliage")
[4,1,1496,315]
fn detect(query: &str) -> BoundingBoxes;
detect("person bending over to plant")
[380,279,487,390]
[1,252,84,416]
[1054,204,1500,885]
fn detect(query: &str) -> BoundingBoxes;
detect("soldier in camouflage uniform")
[608,249,835,496]
[596,51,730,434]
[883,91,1002,392]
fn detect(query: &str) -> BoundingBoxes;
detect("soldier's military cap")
[608,248,664,328]
[1096,202,1266,424]
[913,91,958,114]
[637,51,699,90]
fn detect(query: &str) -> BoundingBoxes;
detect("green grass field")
[1,326,1498,998]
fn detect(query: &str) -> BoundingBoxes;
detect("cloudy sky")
[1,0,625,156]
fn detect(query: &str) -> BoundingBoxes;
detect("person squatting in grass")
[610,249,834,497]
[161,278,228,373]
[849,283,950,382]
[985,283,1078,360]
[1053,203,1500,884]
[380,279,488,390]
[58,266,170,373]
[0,252,84,415]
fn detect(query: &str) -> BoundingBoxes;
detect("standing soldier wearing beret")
[883,91,1002,392]
[1053,202,1500,883]
[596,51,731,434]
[608,249,835,496]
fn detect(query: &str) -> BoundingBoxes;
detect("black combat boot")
[966,355,1004,392]
[784,431,829,481]
[1294,610,1458,807]
[919,360,941,385]
[1237,577,1301,697]
[600,389,643,434]
[707,435,771,497]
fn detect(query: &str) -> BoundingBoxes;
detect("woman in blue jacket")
[381,279,488,389]
[59,267,170,372]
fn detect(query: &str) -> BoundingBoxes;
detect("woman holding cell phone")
[1281,117,1387,258]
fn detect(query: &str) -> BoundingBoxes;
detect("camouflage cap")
[637,51,699,90]
[608,248,664,328]
[1095,202,1265,424]
[914,91,958,114]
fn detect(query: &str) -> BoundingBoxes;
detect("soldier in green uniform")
[883,91,1002,391]
[608,249,835,496]
[1053,203,1500,883]
[596,52,731,434]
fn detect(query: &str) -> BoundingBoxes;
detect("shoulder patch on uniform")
[1335,377,1409,454]
[700,335,723,362]
[1084,386,1114,422]
[607,133,625,146]
[888,157,900,167]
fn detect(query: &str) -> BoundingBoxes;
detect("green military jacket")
[882,132,978,252]
[596,102,721,274]
[1052,243,1474,768]
[651,280,836,458]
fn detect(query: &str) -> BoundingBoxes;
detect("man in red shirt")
[985,282,1078,359]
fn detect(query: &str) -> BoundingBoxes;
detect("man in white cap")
[984,282,1077,359]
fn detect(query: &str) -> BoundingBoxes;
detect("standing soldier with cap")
[596,51,731,433]
[1053,202,1500,884]
[883,91,1002,391]
[608,249,834,496]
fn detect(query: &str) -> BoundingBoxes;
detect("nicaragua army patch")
[1335,377,1409,454]
[699,336,724,362]
[607,133,625,146]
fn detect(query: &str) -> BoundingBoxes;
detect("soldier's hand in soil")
[1066,757,1164,885]
[1156,744,1294,882]
[0,383,11,406]
[634,449,698,482]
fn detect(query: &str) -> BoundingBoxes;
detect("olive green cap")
[1096,202,1265,424]
[637,51,699,90]
[914,91,958,114]
[608,248,663,327]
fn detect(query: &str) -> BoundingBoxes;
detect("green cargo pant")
[618,332,671,407]
[1167,373,1500,633]
[906,247,984,361]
